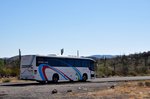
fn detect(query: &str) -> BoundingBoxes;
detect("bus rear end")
[20,55,36,80]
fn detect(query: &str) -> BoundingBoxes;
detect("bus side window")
[74,59,81,67]
[82,60,86,67]
[48,58,57,66]
[48,58,65,67]
[67,59,74,67]
[36,57,44,66]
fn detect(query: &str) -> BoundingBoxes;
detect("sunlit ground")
[68,80,150,99]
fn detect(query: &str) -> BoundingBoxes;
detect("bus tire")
[82,73,88,82]
[38,81,46,84]
[52,74,59,83]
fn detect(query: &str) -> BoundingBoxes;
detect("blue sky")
[0,0,150,57]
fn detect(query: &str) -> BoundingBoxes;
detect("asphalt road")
[1,76,150,86]
[92,76,150,82]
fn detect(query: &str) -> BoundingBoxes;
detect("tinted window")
[66,59,74,66]
[74,59,82,67]
[36,57,94,68]
[81,60,90,67]
[89,61,95,71]
[37,57,67,67]
[36,57,48,66]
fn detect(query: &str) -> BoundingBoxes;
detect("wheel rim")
[83,75,87,81]
[53,77,58,82]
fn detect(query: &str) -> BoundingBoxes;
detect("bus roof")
[22,55,96,62]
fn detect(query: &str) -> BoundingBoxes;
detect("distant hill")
[1,56,19,64]
[88,55,116,59]
[8,55,19,62]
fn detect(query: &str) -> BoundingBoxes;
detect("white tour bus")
[20,55,95,83]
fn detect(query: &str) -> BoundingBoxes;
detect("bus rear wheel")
[52,74,59,83]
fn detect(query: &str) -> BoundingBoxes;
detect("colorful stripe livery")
[38,64,72,81]
[38,63,82,81]
[57,60,82,80]
[63,63,82,80]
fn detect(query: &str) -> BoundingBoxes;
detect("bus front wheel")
[38,81,46,84]
[82,74,88,82]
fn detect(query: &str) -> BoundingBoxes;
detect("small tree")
[0,59,4,77]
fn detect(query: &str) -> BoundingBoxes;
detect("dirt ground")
[68,81,150,99]
[0,77,32,83]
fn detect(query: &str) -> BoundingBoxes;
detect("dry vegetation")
[0,77,28,83]
[0,77,15,83]
[68,81,150,99]
[95,51,150,77]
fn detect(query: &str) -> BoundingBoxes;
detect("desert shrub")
[128,71,138,76]
[2,78,11,83]
[145,82,150,87]
[138,82,145,87]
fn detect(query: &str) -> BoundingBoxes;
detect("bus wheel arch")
[52,73,59,83]
[82,73,88,82]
